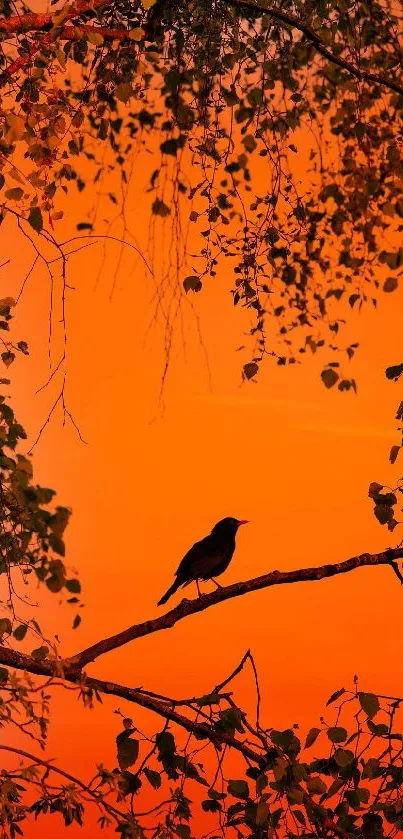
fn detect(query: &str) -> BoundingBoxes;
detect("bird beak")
[237,520,249,526]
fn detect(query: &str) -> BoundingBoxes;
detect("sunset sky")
[1,115,403,835]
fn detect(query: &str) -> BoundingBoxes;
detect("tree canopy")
[0,0,402,836]
[1,0,403,381]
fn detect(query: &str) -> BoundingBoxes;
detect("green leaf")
[144,768,161,789]
[28,206,43,233]
[243,362,259,380]
[358,692,380,719]
[327,726,347,743]
[228,779,249,799]
[321,368,339,389]
[183,275,202,293]
[116,729,139,771]
[305,727,321,748]
[13,623,28,641]
[385,363,403,381]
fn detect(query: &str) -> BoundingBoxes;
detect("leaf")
[243,134,257,152]
[358,692,380,719]
[256,801,269,824]
[306,776,327,795]
[5,114,25,141]
[389,445,400,465]
[13,623,28,641]
[368,483,383,499]
[326,687,346,706]
[152,198,170,218]
[243,362,259,380]
[367,720,388,736]
[373,504,394,525]
[0,667,9,682]
[31,645,49,660]
[128,27,145,40]
[294,810,306,827]
[0,297,15,312]
[195,693,221,706]
[76,222,93,231]
[383,276,398,292]
[362,758,382,779]
[87,31,104,45]
[144,768,161,789]
[305,727,321,748]
[5,188,23,201]
[333,748,354,766]
[116,729,139,771]
[72,614,81,629]
[66,578,81,594]
[327,726,347,743]
[228,779,249,799]
[1,351,15,368]
[115,83,133,103]
[385,363,403,381]
[321,368,339,389]
[183,275,202,293]
[0,618,12,637]
[28,207,43,233]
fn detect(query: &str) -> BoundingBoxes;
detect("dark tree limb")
[71,548,403,668]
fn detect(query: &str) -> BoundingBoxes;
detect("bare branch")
[71,547,403,668]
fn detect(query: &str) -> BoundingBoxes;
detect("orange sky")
[1,120,403,835]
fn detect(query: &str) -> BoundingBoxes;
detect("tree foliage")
[0,0,403,835]
[0,0,403,377]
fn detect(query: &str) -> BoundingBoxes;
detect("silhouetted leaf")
[358,692,380,719]
[116,729,139,771]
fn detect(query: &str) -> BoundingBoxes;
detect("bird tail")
[157,577,181,607]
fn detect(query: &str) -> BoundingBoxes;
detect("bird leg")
[196,579,202,597]
[211,578,222,589]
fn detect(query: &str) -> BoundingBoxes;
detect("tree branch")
[0,0,402,98]
[224,0,403,98]
[71,547,403,668]
[0,744,125,821]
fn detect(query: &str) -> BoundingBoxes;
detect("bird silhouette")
[157,517,248,607]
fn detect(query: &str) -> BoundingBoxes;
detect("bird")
[157,517,248,607]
